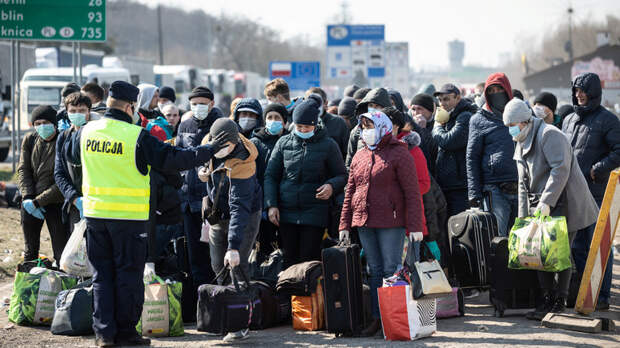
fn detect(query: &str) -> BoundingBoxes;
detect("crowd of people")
[14,70,620,345]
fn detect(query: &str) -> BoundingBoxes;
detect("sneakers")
[223,329,249,342]
[463,288,480,299]
[526,293,554,321]
[550,297,566,313]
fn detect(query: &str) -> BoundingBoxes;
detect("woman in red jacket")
[339,110,424,336]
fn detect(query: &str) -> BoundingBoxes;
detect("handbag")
[410,243,452,299]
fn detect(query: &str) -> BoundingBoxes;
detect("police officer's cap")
[109,81,139,103]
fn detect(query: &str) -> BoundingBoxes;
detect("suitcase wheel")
[494,308,504,318]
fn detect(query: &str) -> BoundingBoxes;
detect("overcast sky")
[135,0,620,69]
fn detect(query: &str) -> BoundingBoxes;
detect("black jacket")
[175,107,224,212]
[250,127,288,186]
[411,120,438,177]
[562,73,620,202]
[432,98,478,191]
[319,111,349,159]
[54,128,82,222]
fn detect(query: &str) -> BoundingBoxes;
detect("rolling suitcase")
[448,208,498,287]
[488,237,539,317]
[321,240,365,336]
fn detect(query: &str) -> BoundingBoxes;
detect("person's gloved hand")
[425,241,441,261]
[23,199,44,220]
[57,119,71,132]
[143,262,156,281]
[224,249,240,268]
[536,203,550,217]
[210,132,229,153]
[410,232,424,242]
[339,230,349,243]
[74,197,84,219]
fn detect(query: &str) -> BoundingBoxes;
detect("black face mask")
[487,92,509,115]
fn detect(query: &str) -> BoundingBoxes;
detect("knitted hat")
[109,81,139,102]
[328,98,341,107]
[533,92,558,113]
[159,86,176,102]
[263,103,288,121]
[338,97,357,118]
[353,87,371,100]
[306,93,323,108]
[30,105,58,124]
[503,98,532,125]
[383,106,406,129]
[343,84,360,97]
[188,86,214,101]
[62,83,81,98]
[292,99,320,126]
[410,93,435,113]
[209,118,239,144]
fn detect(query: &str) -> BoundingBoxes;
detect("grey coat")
[514,117,598,232]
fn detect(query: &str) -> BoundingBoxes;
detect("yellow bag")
[292,282,324,331]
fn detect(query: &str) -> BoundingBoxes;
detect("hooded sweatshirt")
[137,83,170,141]
[232,98,264,138]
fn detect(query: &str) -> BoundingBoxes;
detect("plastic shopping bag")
[137,275,184,337]
[60,219,94,277]
[508,213,571,272]
[378,284,436,341]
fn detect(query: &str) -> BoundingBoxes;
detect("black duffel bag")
[197,266,260,335]
[250,280,291,330]
[250,248,284,288]
[51,279,93,336]
[275,261,322,296]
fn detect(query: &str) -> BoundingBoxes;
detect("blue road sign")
[326,25,385,79]
[269,61,320,91]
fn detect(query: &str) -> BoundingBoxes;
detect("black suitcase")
[250,281,291,329]
[321,241,365,336]
[197,267,260,334]
[448,208,498,287]
[488,237,540,317]
[51,280,93,336]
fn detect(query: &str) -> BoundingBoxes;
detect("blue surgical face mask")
[35,123,56,139]
[294,128,314,139]
[266,120,283,135]
[68,112,87,127]
[508,125,521,138]
[368,107,379,114]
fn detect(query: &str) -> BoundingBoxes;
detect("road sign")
[575,168,619,315]
[0,0,106,42]
[326,25,385,82]
[269,61,320,91]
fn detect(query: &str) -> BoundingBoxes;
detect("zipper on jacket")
[297,141,307,211]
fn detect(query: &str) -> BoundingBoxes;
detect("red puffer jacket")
[339,134,424,234]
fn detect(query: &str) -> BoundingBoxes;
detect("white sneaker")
[223,328,249,342]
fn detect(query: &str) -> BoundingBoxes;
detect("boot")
[550,296,566,313]
[526,292,554,320]
[361,318,381,337]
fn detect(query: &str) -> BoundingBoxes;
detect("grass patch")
[0,169,17,183]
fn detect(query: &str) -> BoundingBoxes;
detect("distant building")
[523,44,620,107]
[448,40,465,71]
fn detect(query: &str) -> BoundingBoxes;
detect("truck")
[154,65,206,111]
[35,46,104,68]
[103,56,155,85]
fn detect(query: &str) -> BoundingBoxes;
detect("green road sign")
[0,0,106,42]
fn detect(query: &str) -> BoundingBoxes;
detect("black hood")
[387,88,407,113]
[572,73,602,117]
[355,88,392,116]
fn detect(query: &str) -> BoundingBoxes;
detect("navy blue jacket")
[250,126,288,186]
[54,128,81,222]
[175,107,224,213]
[202,137,262,250]
[67,108,218,187]
[562,73,620,202]
[466,108,518,200]
[432,98,478,191]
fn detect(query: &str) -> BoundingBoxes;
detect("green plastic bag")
[508,213,571,272]
[9,268,78,325]
[136,276,184,337]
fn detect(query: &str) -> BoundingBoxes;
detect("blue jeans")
[572,223,613,303]
[483,184,519,237]
[358,227,406,318]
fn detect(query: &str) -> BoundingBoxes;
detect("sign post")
[269,61,321,94]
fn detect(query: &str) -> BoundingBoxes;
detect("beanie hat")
[383,106,406,130]
[533,92,558,113]
[353,87,371,100]
[328,98,341,107]
[557,104,574,119]
[30,105,58,125]
[263,103,288,121]
[306,93,323,108]
[512,89,524,100]
[503,98,533,125]
[188,86,214,101]
[292,99,320,126]
[343,84,360,97]
[62,83,81,98]
[338,97,357,118]
[209,118,239,145]
[159,86,176,102]
[411,93,435,113]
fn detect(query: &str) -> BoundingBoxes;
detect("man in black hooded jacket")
[562,72,620,310]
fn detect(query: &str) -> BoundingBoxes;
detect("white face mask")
[158,101,172,110]
[238,117,257,131]
[191,104,210,120]
[131,105,140,124]
[533,105,547,119]
[214,144,234,159]
[361,128,377,147]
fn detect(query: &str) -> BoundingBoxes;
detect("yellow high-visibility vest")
[80,118,150,220]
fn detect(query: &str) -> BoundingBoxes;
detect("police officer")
[68,81,227,347]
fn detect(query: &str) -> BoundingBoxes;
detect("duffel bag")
[51,279,94,335]
[276,261,322,296]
